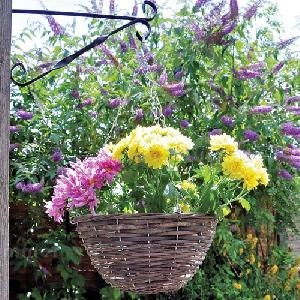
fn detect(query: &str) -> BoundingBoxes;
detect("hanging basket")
[73,213,217,294]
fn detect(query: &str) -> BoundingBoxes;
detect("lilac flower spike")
[190,21,206,41]
[159,70,168,85]
[180,120,190,129]
[134,108,144,123]
[132,1,138,16]
[17,110,33,120]
[209,128,222,136]
[120,41,127,53]
[277,36,299,50]
[221,115,234,128]
[16,182,43,193]
[10,125,21,133]
[163,82,185,97]
[278,170,293,180]
[243,1,261,21]
[250,105,273,114]
[272,61,286,74]
[162,104,175,117]
[108,98,129,109]
[281,122,300,137]
[71,90,80,99]
[195,0,210,9]
[51,148,63,163]
[244,129,259,141]
[109,0,115,14]
[46,15,64,36]
[286,96,300,104]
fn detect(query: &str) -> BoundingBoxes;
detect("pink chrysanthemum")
[46,150,122,223]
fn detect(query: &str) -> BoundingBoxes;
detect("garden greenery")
[10,0,300,299]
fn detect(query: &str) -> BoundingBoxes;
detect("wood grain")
[0,0,12,299]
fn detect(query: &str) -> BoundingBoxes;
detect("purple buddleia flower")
[243,1,261,21]
[132,1,138,16]
[221,115,234,127]
[16,182,25,190]
[163,82,185,97]
[100,88,108,96]
[250,105,273,114]
[10,125,21,133]
[57,166,68,176]
[162,104,175,117]
[286,96,300,104]
[284,147,300,156]
[190,21,206,41]
[45,15,64,36]
[244,129,259,141]
[17,110,33,120]
[9,143,20,152]
[272,61,286,74]
[240,62,264,72]
[134,108,144,123]
[135,64,163,75]
[107,98,129,109]
[278,169,293,180]
[159,70,168,85]
[180,119,190,129]
[51,148,63,163]
[16,181,43,193]
[175,70,184,80]
[120,41,127,53]
[276,150,287,162]
[277,36,299,50]
[290,160,300,169]
[22,183,44,194]
[281,122,300,137]
[71,90,80,99]
[109,0,115,14]
[220,20,237,36]
[222,0,238,24]
[286,106,300,114]
[209,128,222,136]
[195,0,210,9]
[235,68,262,80]
[77,98,93,109]
[206,0,226,26]
[90,111,97,118]
[128,33,137,50]
[99,45,120,67]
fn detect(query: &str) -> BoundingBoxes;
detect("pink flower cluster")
[45,150,122,223]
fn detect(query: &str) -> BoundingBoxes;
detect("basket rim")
[72,213,216,224]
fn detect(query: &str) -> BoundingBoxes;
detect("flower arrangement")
[46,126,269,222]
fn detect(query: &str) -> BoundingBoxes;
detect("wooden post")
[0,0,12,299]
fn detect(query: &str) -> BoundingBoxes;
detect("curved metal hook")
[11,0,158,87]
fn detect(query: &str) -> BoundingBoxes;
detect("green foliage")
[10,0,300,299]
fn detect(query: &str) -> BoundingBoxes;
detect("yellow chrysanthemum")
[269,265,279,275]
[263,295,272,300]
[222,151,269,190]
[179,202,191,213]
[181,180,197,192]
[143,144,170,169]
[112,139,129,160]
[248,253,256,264]
[210,134,238,154]
[289,266,299,277]
[233,282,242,289]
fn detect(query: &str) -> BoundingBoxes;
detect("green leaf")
[239,198,251,212]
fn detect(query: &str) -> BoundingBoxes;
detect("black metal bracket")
[11,1,157,87]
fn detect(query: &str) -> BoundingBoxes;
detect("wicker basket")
[73,213,217,294]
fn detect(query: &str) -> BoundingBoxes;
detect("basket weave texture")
[73,213,217,294]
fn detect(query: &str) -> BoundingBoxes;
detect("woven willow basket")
[73,213,217,294]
